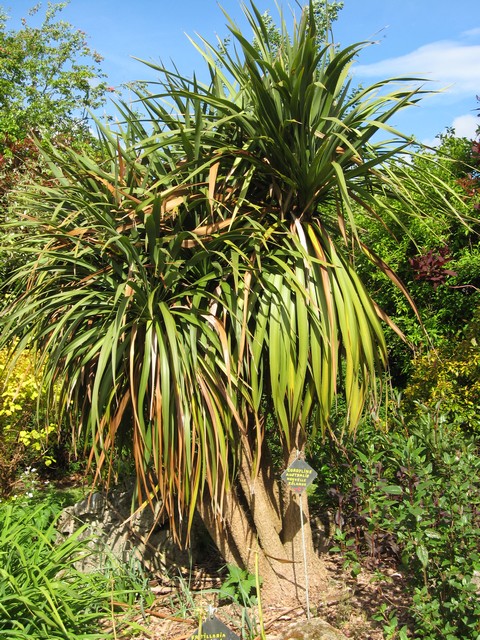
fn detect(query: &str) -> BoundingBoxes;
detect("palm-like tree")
[1,3,463,600]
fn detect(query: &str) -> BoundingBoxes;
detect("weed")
[219,564,259,607]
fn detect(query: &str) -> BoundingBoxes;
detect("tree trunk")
[197,449,329,606]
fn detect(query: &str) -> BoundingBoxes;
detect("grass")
[0,489,153,639]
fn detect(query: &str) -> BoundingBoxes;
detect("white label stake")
[281,457,317,619]
[299,492,311,619]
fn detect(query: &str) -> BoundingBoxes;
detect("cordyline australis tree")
[0,2,465,600]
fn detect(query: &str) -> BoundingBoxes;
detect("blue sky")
[5,0,480,144]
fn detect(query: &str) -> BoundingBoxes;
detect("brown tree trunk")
[197,448,329,606]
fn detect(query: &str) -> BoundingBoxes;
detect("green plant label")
[189,616,241,640]
[281,458,317,493]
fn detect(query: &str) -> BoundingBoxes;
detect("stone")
[56,484,193,573]
[275,618,348,640]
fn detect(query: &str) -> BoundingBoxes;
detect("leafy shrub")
[0,346,88,493]
[0,348,55,495]
[404,307,480,433]
[0,491,152,639]
[379,419,480,639]
[314,408,480,639]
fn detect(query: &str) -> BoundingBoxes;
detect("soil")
[109,555,412,640]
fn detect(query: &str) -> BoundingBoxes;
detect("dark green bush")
[312,408,480,639]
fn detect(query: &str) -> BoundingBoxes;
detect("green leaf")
[382,485,403,495]
[416,544,429,569]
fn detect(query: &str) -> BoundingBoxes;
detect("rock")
[56,484,194,574]
[275,618,348,640]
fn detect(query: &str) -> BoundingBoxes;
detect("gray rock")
[276,618,348,640]
[56,485,193,574]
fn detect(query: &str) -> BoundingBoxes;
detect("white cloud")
[462,27,480,38]
[422,114,479,146]
[451,114,479,138]
[421,137,440,148]
[354,40,480,96]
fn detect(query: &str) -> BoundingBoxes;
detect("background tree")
[0,1,109,281]
[253,0,343,54]
[0,1,467,602]
[0,1,107,146]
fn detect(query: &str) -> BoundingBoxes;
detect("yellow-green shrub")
[0,348,55,495]
[404,309,480,432]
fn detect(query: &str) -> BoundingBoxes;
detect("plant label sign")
[188,615,241,640]
[281,458,317,493]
